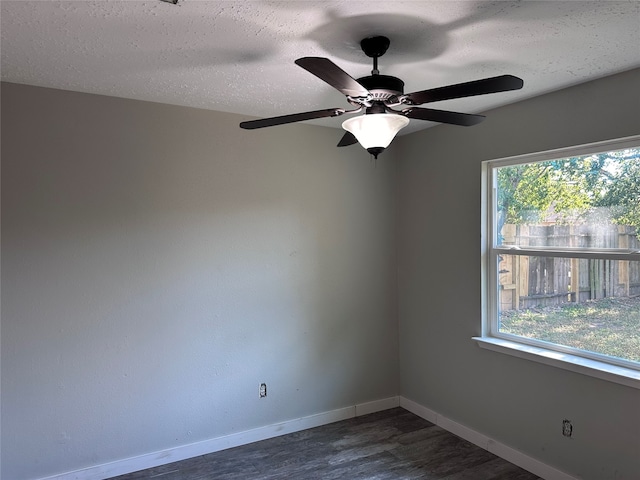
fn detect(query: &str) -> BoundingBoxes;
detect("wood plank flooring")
[111,407,542,480]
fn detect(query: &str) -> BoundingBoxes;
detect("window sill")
[473,336,640,389]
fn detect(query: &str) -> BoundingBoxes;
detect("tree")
[497,147,640,235]
[593,151,640,230]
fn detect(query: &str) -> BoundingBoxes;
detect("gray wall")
[397,68,640,480]
[3,69,640,480]
[1,83,399,480]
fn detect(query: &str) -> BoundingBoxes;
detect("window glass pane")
[496,148,640,248]
[498,254,640,363]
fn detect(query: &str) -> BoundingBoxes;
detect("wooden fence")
[499,224,640,311]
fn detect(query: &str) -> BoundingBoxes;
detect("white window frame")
[475,135,640,389]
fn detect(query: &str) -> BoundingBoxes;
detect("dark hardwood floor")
[111,407,541,480]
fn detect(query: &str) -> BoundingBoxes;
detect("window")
[477,136,640,388]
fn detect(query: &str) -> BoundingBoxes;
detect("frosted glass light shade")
[342,113,410,149]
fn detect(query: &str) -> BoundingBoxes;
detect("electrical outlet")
[562,419,573,437]
[259,383,267,398]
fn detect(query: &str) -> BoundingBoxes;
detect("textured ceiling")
[2,1,639,135]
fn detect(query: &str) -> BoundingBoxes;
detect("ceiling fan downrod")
[360,36,390,76]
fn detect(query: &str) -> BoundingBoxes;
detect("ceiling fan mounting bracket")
[360,36,391,59]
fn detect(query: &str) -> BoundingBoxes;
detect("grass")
[500,296,640,363]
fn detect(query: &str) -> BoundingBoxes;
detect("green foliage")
[497,148,640,233]
[595,155,640,229]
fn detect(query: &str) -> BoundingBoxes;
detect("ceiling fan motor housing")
[356,75,404,102]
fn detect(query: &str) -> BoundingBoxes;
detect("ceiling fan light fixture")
[341,113,410,157]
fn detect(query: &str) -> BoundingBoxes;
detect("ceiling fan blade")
[337,131,358,147]
[404,107,485,126]
[404,75,523,105]
[295,57,370,98]
[240,108,345,130]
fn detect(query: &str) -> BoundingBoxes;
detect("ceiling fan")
[240,36,524,158]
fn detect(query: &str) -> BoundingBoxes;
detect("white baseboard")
[399,396,577,480]
[355,395,400,416]
[38,396,399,480]
[37,396,573,480]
